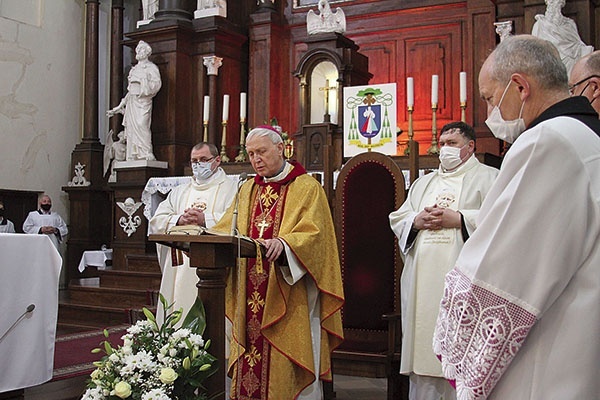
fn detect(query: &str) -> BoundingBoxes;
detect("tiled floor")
[333,374,387,400]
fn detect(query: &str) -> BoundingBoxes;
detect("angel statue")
[307,0,346,35]
[103,130,127,182]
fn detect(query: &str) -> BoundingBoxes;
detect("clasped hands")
[413,205,461,231]
[177,208,206,227]
[40,226,58,234]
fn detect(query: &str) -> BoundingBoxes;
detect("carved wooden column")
[248,7,288,128]
[109,0,124,136]
[63,0,111,283]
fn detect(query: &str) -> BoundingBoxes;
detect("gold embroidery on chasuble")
[235,183,287,400]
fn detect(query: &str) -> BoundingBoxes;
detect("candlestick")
[431,75,439,105]
[220,121,230,162]
[222,94,230,122]
[460,102,467,122]
[203,95,210,122]
[235,118,247,162]
[459,72,467,103]
[240,92,247,120]
[427,103,439,155]
[404,105,415,156]
[407,77,414,107]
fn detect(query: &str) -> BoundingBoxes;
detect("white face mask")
[439,145,466,171]
[192,161,214,181]
[485,81,526,144]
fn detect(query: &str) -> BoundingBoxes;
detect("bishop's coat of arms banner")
[343,83,397,157]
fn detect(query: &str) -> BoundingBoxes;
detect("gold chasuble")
[213,161,344,400]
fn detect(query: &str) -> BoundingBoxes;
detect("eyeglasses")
[569,75,600,96]
[190,156,215,164]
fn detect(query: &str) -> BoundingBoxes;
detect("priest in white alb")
[148,142,238,318]
[389,122,498,400]
[23,194,68,250]
[433,35,600,400]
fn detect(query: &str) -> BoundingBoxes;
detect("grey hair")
[584,51,600,76]
[489,35,568,90]
[246,127,283,145]
[191,142,219,157]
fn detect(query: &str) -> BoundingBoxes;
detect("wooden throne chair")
[331,150,409,399]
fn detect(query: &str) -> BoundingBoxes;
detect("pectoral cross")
[257,219,270,238]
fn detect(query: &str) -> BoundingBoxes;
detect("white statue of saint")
[532,0,593,74]
[307,0,346,35]
[107,41,162,161]
[142,0,159,21]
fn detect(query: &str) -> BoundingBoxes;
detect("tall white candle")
[203,95,210,122]
[240,92,247,120]
[431,75,439,105]
[407,77,414,107]
[459,72,467,103]
[222,94,230,121]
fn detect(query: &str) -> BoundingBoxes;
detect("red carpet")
[52,325,128,381]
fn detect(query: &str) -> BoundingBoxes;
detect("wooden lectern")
[149,233,260,400]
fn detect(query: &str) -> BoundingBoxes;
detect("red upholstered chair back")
[334,151,406,354]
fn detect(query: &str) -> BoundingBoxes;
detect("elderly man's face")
[479,58,523,121]
[246,135,285,178]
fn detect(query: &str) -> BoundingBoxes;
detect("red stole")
[234,162,305,400]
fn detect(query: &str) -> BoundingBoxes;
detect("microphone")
[231,172,248,236]
[0,304,35,343]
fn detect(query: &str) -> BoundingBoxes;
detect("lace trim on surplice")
[433,268,538,400]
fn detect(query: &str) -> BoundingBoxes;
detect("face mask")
[439,145,465,171]
[40,204,51,211]
[485,81,526,144]
[192,161,214,181]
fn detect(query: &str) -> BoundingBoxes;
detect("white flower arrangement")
[81,295,218,400]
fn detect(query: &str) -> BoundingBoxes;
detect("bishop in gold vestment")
[213,126,344,400]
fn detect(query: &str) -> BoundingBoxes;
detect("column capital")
[203,55,223,76]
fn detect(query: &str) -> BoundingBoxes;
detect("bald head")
[569,51,600,116]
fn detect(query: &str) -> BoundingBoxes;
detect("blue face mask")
[192,161,214,181]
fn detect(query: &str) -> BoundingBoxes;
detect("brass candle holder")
[427,103,439,155]
[235,118,247,162]
[220,121,230,162]
[460,101,467,123]
[404,105,414,155]
[203,120,208,142]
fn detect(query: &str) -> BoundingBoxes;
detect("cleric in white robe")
[22,194,68,250]
[0,201,15,233]
[148,142,238,319]
[389,122,498,400]
[434,35,600,400]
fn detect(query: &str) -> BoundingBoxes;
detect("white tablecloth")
[77,249,113,272]
[141,176,192,220]
[0,233,61,392]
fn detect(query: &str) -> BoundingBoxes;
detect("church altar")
[0,233,61,392]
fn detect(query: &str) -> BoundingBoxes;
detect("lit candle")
[407,77,414,107]
[240,92,247,120]
[431,75,439,105]
[203,95,210,122]
[459,72,467,103]
[222,94,230,121]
